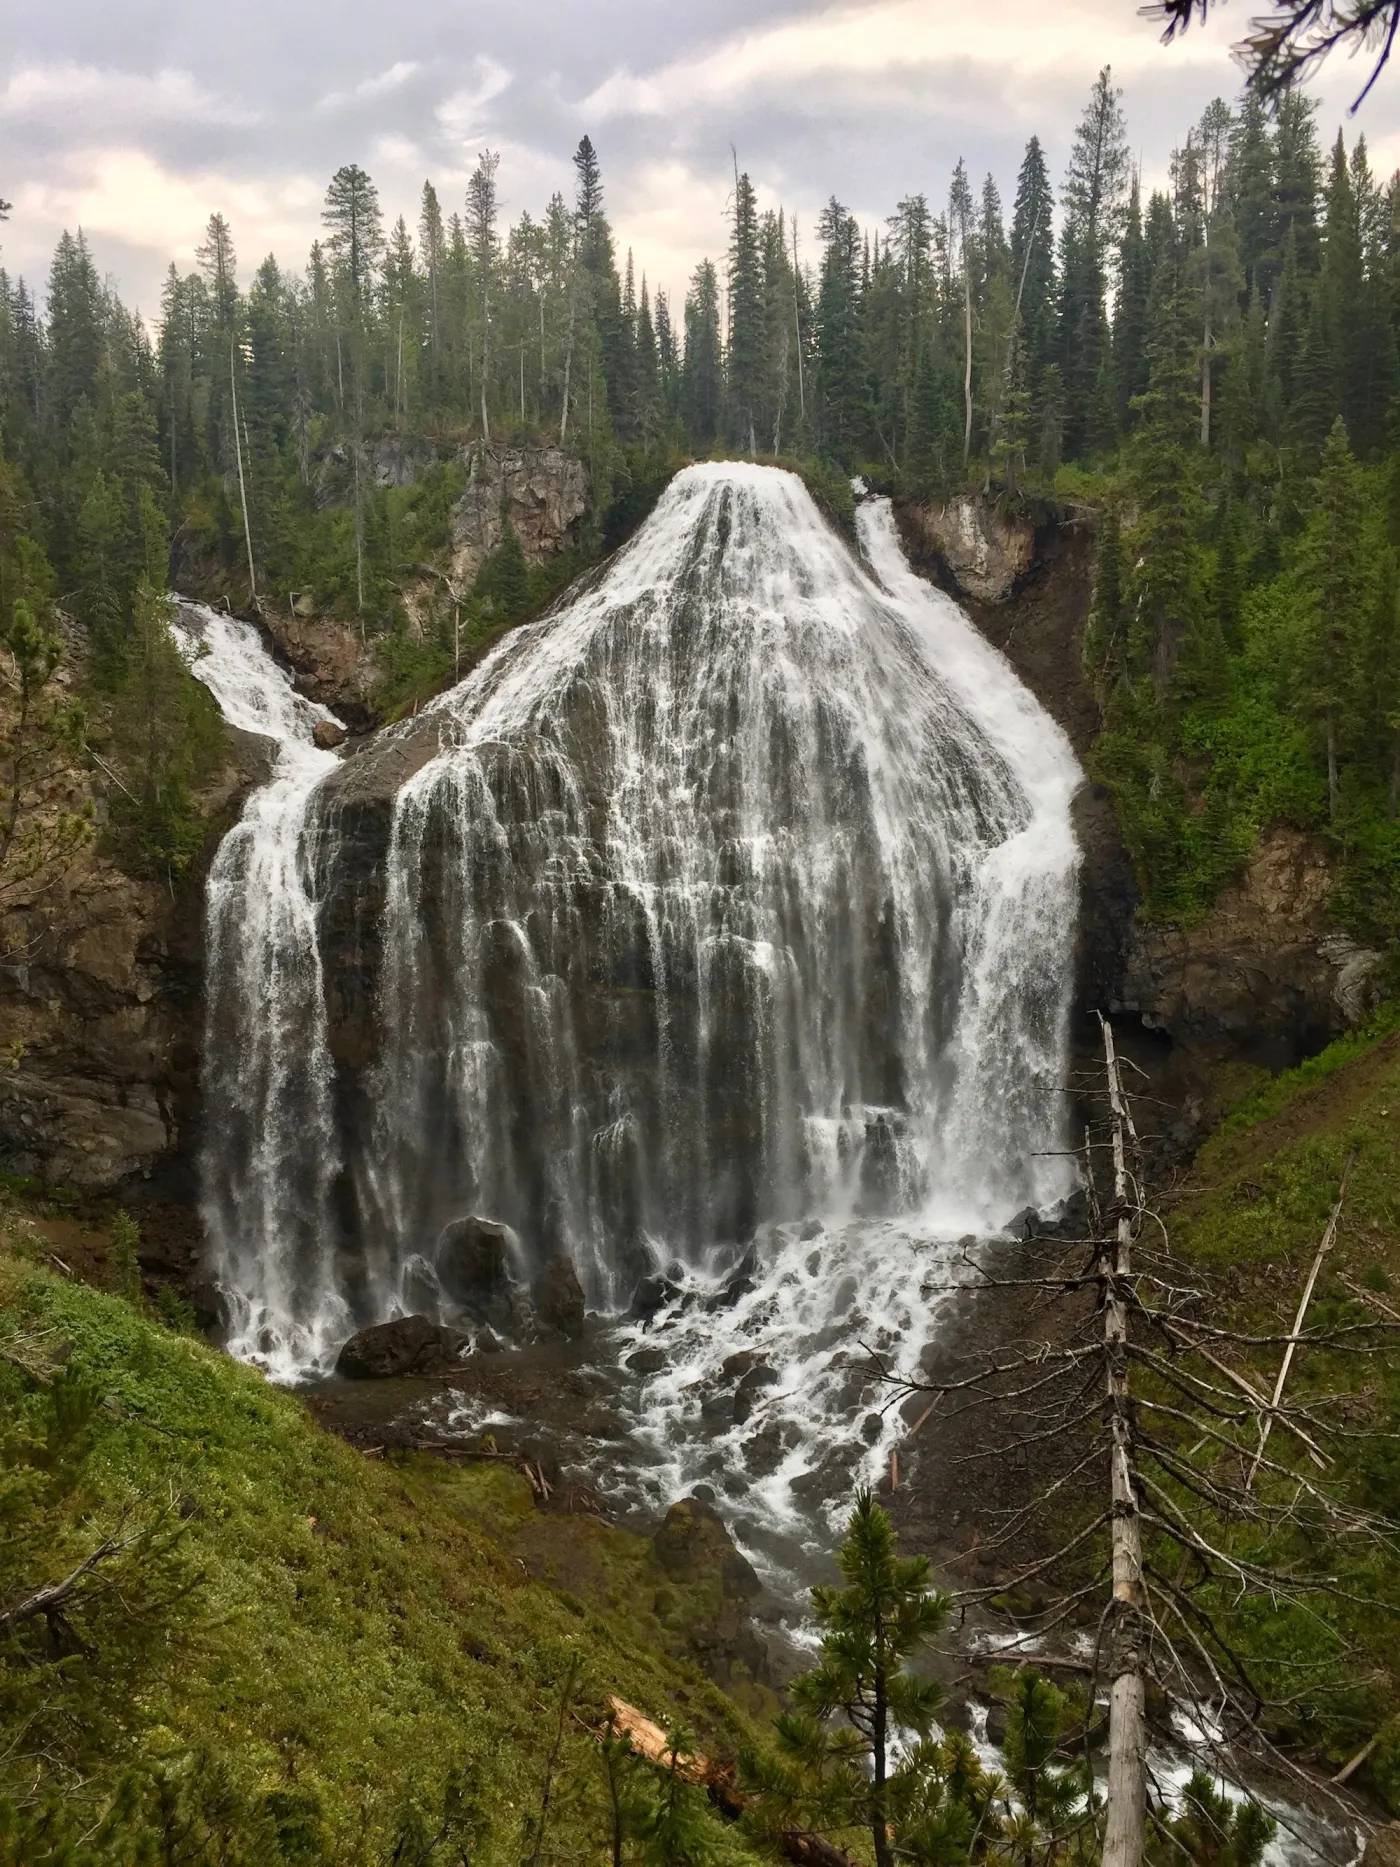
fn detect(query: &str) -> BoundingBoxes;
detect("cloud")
[0,62,260,129]
[317,59,421,112]
[11,148,321,308]
[436,57,514,143]
[579,0,1219,125]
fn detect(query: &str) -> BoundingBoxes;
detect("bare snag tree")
[865,1013,1400,1862]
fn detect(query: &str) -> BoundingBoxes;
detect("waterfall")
[172,602,349,1375]
[185,465,1082,1382]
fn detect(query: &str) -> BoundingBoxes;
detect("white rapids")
[185,463,1084,1479]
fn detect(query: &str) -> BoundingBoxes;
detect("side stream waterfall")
[180,464,1084,1450]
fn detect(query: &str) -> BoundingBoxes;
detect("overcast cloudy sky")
[1,0,1396,323]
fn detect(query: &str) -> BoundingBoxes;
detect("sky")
[1,0,1398,325]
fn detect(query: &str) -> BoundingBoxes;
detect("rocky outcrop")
[451,443,588,586]
[334,1314,469,1378]
[898,494,1037,603]
[0,651,266,1194]
[895,492,1382,1074]
[262,609,384,731]
[1120,826,1383,1063]
[1362,1825,1400,1867]
[255,441,589,722]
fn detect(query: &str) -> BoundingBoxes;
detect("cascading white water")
[171,602,349,1376]
[188,465,1082,1394]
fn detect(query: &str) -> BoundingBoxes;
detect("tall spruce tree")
[1059,67,1131,459]
[726,171,764,453]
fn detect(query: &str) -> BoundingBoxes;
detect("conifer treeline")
[2,73,1400,925]
[1,75,1395,617]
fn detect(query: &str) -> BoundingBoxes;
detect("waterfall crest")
[186,466,1082,1378]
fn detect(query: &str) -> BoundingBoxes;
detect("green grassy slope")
[1167,1012,1400,1807]
[0,1218,759,1864]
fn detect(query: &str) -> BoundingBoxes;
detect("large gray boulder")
[335,1314,468,1379]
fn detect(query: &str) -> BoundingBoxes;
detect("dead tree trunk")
[230,335,258,609]
[1099,1011,1147,1867]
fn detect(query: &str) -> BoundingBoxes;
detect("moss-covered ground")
[0,1199,762,1863]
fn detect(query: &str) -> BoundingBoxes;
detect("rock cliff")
[0,662,268,1195]
[894,493,1381,1082]
[256,441,590,723]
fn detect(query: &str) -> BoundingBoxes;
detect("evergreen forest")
[3,74,1400,934]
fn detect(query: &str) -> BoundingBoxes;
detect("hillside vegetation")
[0,1204,759,1864]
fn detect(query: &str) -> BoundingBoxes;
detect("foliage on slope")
[0,1215,759,1865]
[1164,1013,1400,1808]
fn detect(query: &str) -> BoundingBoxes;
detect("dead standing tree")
[864,1012,1400,1863]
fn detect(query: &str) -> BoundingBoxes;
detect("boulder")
[533,1252,586,1339]
[335,1314,469,1379]
[720,1348,765,1381]
[652,1497,759,1599]
[737,1363,779,1395]
[436,1215,520,1307]
[799,1218,824,1242]
[631,1273,681,1322]
[312,718,347,750]
[626,1346,668,1375]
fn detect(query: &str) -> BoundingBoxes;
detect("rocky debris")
[899,494,1036,603]
[709,1244,759,1312]
[312,718,347,750]
[450,443,589,586]
[334,1314,469,1379]
[436,1217,522,1321]
[733,1363,779,1425]
[533,1252,586,1339]
[626,1346,668,1374]
[741,1420,789,1476]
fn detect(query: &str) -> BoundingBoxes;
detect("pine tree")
[813,198,868,463]
[196,213,239,334]
[782,1493,949,1867]
[1297,417,1367,819]
[680,260,722,447]
[321,165,384,309]
[466,149,501,441]
[1227,90,1278,298]
[1127,264,1205,695]
[1011,137,1057,385]
[1059,67,1130,460]
[1114,178,1150,431]
[726,172,764,454]
[419,181,445,404]
[45,231,105,447]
